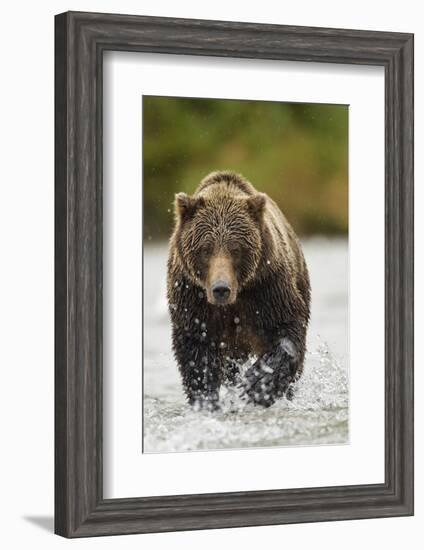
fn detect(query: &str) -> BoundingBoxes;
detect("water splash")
[143,338,349,453]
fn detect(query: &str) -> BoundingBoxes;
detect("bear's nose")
[212,281,231,303]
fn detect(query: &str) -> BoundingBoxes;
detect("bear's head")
[174,186,267,306]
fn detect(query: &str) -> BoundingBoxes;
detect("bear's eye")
[201,245,213,259]
[228,243,241,258]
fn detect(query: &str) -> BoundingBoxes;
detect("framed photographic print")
[55,11,414,537]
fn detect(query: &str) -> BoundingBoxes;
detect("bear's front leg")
[172,330,222,411]
[241,337,300,407]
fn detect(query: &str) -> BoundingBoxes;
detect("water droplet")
[234,317,240,324]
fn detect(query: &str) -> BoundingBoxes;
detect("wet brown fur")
[167,171,311,409]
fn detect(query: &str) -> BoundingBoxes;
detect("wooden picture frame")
[55,11,414,538]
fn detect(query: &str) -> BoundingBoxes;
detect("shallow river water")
[143,238,349,453]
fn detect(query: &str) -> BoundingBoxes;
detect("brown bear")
[167,171,310,409]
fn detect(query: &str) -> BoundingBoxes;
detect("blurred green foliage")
[143,96,348,239]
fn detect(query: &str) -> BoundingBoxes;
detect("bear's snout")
[211,280,231,304]
[206,252,238,306]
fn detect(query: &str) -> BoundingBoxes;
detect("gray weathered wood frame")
[55,11,414,538]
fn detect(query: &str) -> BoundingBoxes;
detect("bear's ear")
[246,193,266,222]
[175,193,204,221]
